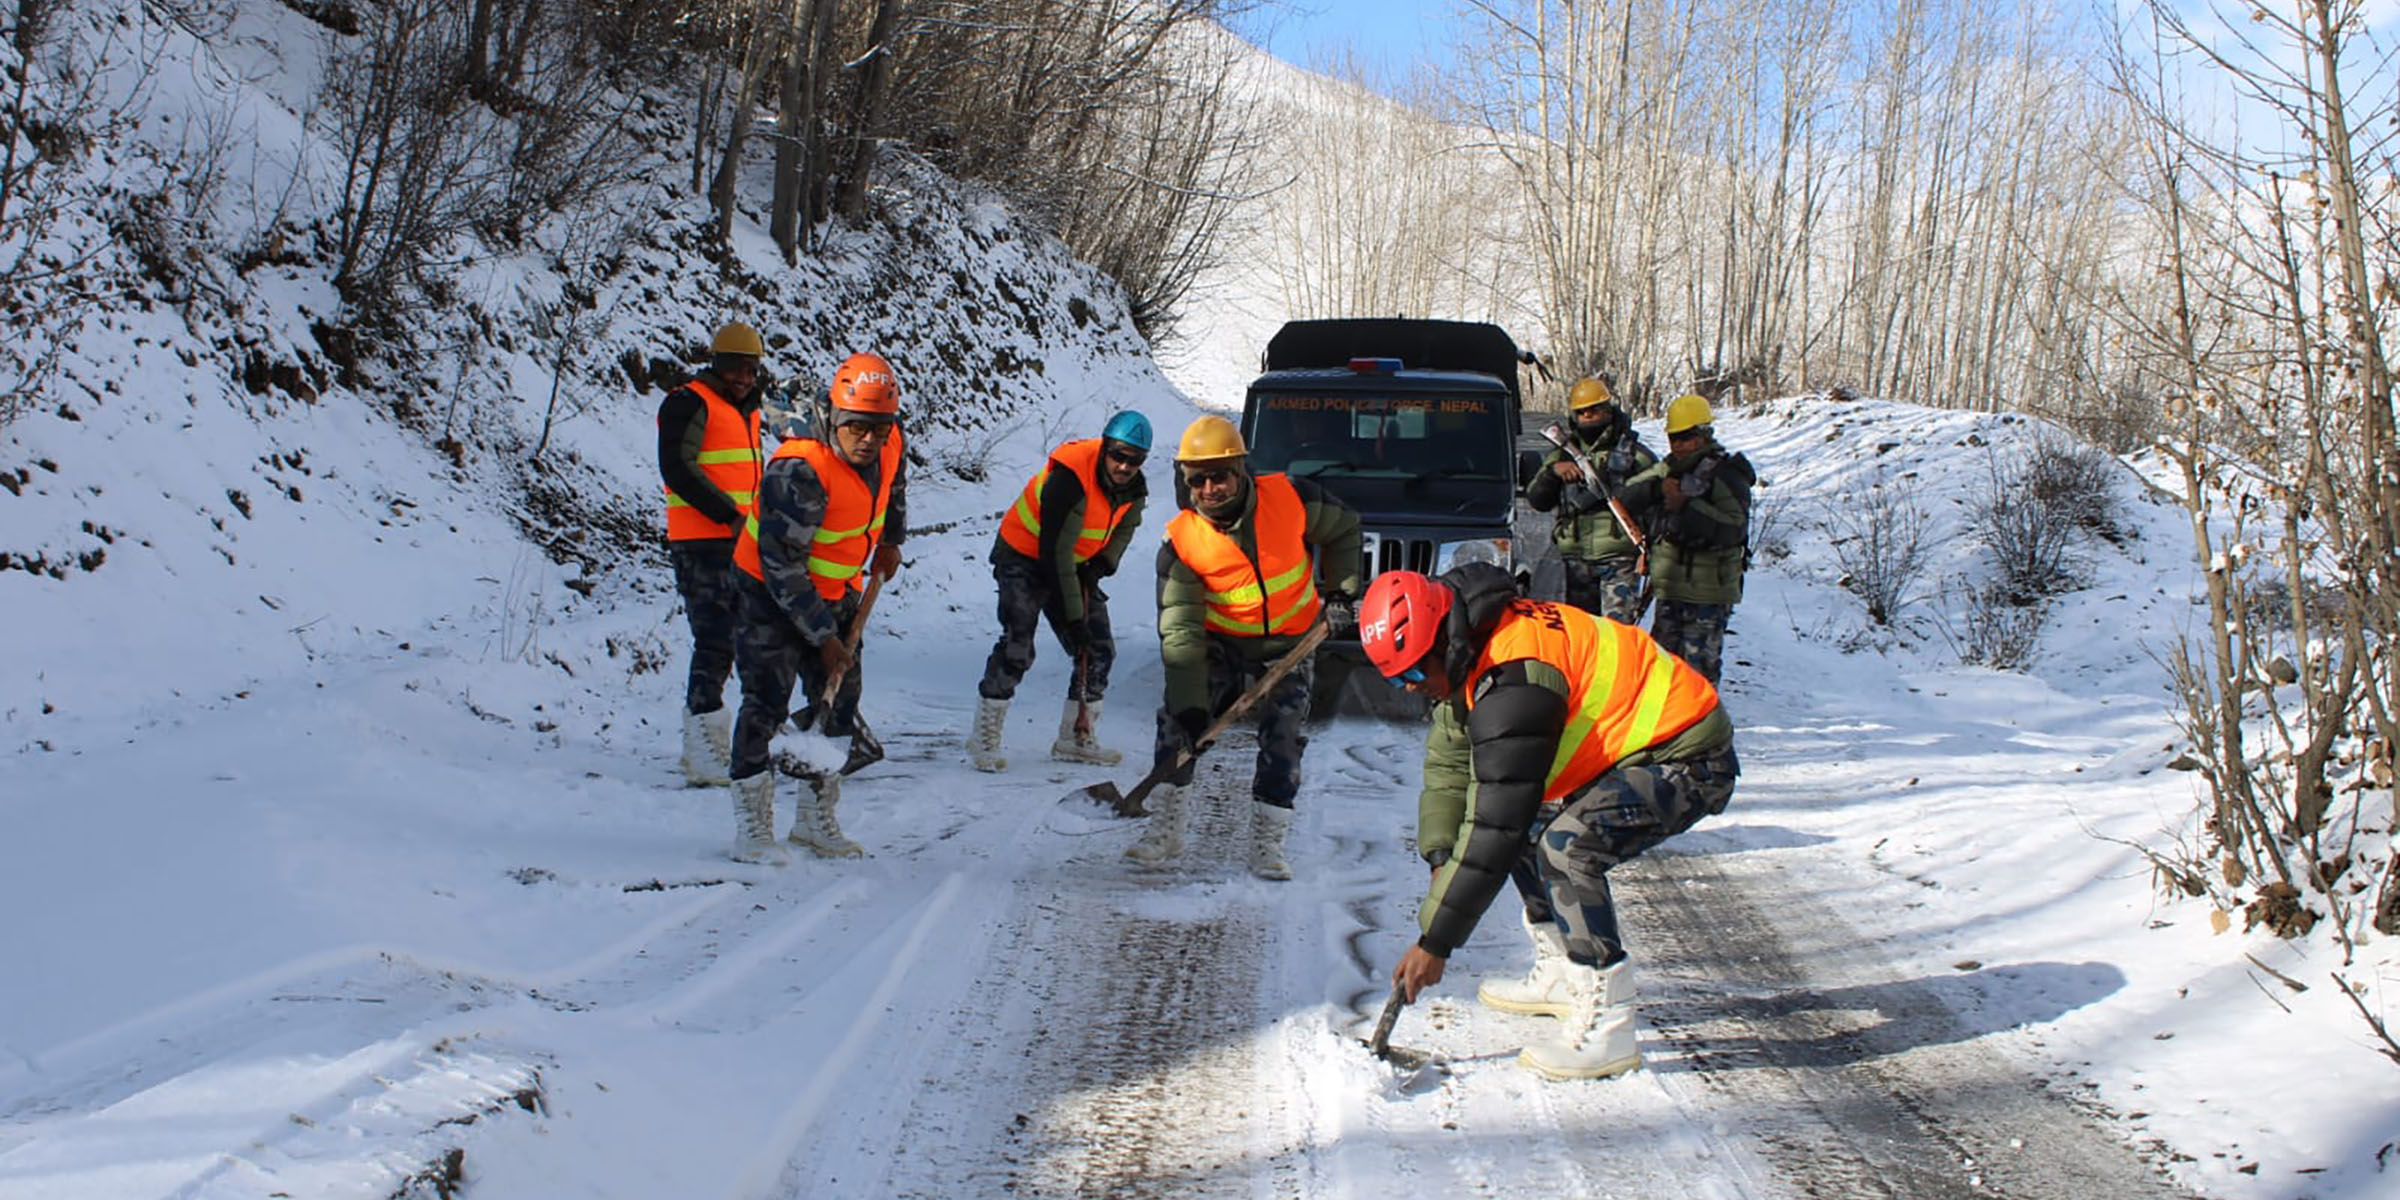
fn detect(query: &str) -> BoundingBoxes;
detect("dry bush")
[1827,478,1932,626]
[1972,437,2113,603]
[319,0,638,323]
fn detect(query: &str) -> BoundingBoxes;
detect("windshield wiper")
[1294,459,1372,478]
[1403,465,1495,490]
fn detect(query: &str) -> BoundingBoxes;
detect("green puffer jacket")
[1616,438,1754,606]
[1523,418,1657,562]
[1155,470,1362,716]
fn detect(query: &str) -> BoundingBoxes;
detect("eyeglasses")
[1107,449,1147,468]
[1386,666,1426,690]
[1183,467,1235,488]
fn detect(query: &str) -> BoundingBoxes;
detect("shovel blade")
[1069,780,1146,818]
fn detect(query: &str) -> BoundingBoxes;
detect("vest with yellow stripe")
[733,429,905,600]
[1165,472,1322,637]
[660,381,762,541]
[1463,600,1718,800]
[998,438,1134,562]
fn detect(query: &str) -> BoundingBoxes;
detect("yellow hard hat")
[1665,393,1714,435]
[1568,377,1614,412]
[711,322,764,358]
[1176,415,1248,464]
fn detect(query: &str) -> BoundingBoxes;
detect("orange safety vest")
[998,438,1136,563]
[660,380,762,541]
[1165,472,1322,637]
[1463,600,1718,801]
[733,428,905,599]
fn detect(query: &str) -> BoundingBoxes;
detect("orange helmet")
[829,352,900,424]
[1359,570,1452,680]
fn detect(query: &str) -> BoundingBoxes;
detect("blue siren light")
[1347,357,1404,374]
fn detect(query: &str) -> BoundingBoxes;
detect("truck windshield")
[1247,392,1508,481]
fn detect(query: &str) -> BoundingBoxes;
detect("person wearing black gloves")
[1128,416,1361,879]
[1523,376,1657,622]
[1613,393,1755,683]
[967,411,1152,771]
[656,322,767,787]
[1361,563,1737,1080]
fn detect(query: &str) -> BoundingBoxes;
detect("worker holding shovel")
[1361,563,1737,1080]
[726,352,909,864]
[965,410,1152,772]
[1126,415,1361,880]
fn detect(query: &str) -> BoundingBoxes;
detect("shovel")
[1364,983,1438,1090]
[789,569,887,777]
[1069,620,1330,818]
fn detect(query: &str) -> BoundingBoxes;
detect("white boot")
[1247,802,1293,881]
[788,772,865,858]
[729,772,787,865]
[1049,698,1122,765]
[1478,911,1574,1017]
[681,708,731,787]
[1517,958,1641,1080]
[967,696,1009,773]
[1123,784,1185,865]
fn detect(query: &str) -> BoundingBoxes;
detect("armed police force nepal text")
[1263,396,1491,414]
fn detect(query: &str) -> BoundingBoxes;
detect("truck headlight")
[1436,537,1510,573]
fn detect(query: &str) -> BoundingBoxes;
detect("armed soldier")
[657,323,767,787]
[1614,394,1754,683]
[1361,564,1738,1080]
[1126,415,1361,880]
[725,352,908,863]
[1524,376,1658,624]
[967,411,1152,771]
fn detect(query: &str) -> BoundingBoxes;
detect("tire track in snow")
[1620,848,2196,1199]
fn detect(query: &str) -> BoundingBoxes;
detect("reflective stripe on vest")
[661,380,762,541]
[733,428,904,599]
[998,439,1134,562]
[1165,473,1322,637]
[1463,600,1718,801]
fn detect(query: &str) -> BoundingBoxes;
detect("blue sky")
[1230,0,1456,78]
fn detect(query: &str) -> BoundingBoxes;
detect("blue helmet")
[1101,410,1153,453]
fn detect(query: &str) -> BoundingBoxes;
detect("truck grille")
[1361,531,1436,578]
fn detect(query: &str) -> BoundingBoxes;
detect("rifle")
[1539,423,1648,574]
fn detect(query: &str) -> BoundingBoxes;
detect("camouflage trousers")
[976,554,1116,702]
[1508,743,1739,966]
[1150,635,1316,809]
[670,538,741,714]
[728,574,863,780]
[1651,598,1733,684]
[1561,554,1648,626]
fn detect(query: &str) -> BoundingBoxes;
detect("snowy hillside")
[5,5,2397,1200]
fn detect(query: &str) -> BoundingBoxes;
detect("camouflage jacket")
[1523,414,1657,562]
[1615,438,1754,606]
[753,446,910,645]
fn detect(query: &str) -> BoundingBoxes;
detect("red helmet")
[829,352,900,422]
[1359,570,1451,679]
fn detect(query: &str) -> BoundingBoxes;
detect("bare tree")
[2102,0,2398,995]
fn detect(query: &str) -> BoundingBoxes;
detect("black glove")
[1321,593,1357,630]
[1076,559,1113,591]
[1173,707,1213,751]
[1057,617,1091,656]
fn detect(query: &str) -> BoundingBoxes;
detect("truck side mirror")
[1516,448,1544,485]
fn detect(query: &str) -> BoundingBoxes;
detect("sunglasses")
[1183,467,1236,487]
[1386,666,1426,690]
[1106,448,1147,468]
